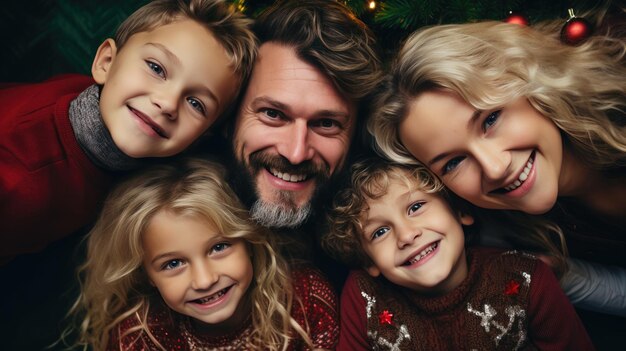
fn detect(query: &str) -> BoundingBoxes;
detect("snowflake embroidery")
[361,292,410,350]
[467,303,527,350]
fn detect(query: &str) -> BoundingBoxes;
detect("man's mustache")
[248,151,331,181]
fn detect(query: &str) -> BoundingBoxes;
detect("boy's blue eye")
[371,227,389,240]
[443,156,464,175]
[483,110,501,130]
[186,97,206,115]
[146,61,165,77]
[408,202,424,215]
[162,259,183,270]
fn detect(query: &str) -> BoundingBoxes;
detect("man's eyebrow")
[250,96,350,121]
[427,109,481,166]
[250,96,290,111]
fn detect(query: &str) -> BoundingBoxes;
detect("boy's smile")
[361,177,472,295]
[92,19,238,158]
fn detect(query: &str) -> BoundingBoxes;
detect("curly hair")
[67,158,311,350]
[369,19,626,170]
[322,158,446,269]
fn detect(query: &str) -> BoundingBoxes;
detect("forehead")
[244,42,356,121]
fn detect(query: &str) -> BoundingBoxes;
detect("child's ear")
[91,38,118,84]
[366,265,381,278]
[459,212,474,226]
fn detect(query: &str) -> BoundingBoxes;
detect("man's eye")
[146,61,165,78]
[442,156,464,175]
[372,227,389,240]
[261,108,281,119]
[318,119,338,128]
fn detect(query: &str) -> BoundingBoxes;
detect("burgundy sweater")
[337,248,595,350]
[108,266,339,350]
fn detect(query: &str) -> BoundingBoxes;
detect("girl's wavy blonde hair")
[67,158,311,350]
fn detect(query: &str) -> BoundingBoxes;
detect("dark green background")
[0,0,613,83]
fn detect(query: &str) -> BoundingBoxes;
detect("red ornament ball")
[561,9,592,45]
[504,12,529,26]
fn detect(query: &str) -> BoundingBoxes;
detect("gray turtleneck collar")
[68,85,146,171]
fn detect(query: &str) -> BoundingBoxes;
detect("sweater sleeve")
[528,260,596,351]
[336,271,371,351]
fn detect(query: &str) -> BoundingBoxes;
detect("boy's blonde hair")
[68,158,310,350]
[322,158,446,269]
[115,0,256,88]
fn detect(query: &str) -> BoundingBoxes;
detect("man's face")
[232,42,356,228]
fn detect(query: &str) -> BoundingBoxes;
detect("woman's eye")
[443,156,464,175]
[211,242,231,254]
[186,97,206,115]
[372,227,389,240]
[483,110,501,131]
[146,61,165,78]
[408,202,424,215]
[162,259,183,270]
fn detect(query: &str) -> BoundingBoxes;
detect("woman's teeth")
[405,242,438,266]
[504,157,534,192]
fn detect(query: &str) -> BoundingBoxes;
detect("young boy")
[0,0,256,263]
[322,157,594,350]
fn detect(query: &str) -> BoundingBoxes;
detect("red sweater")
[0,75,113,261]
[108,266,339,350]
[337,248,595,350]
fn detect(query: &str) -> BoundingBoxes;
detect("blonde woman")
[68,158,338,350]
[368,18,626,315]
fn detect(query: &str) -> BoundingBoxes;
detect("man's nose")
[279,120,315,164]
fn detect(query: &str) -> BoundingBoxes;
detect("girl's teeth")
[197,288,227,304]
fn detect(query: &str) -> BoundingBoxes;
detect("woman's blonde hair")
[68,158,311,350]
[369,19,626,170]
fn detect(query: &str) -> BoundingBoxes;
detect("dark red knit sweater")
[337,247,595,350]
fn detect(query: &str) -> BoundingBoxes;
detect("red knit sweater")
[337,247,595,350]
[0,75,113,262]
[108,266,339,350]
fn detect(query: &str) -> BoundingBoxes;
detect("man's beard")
[230,150,330,229]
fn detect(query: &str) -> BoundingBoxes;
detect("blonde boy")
[323,158,593,350]
[0,0,256,262]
